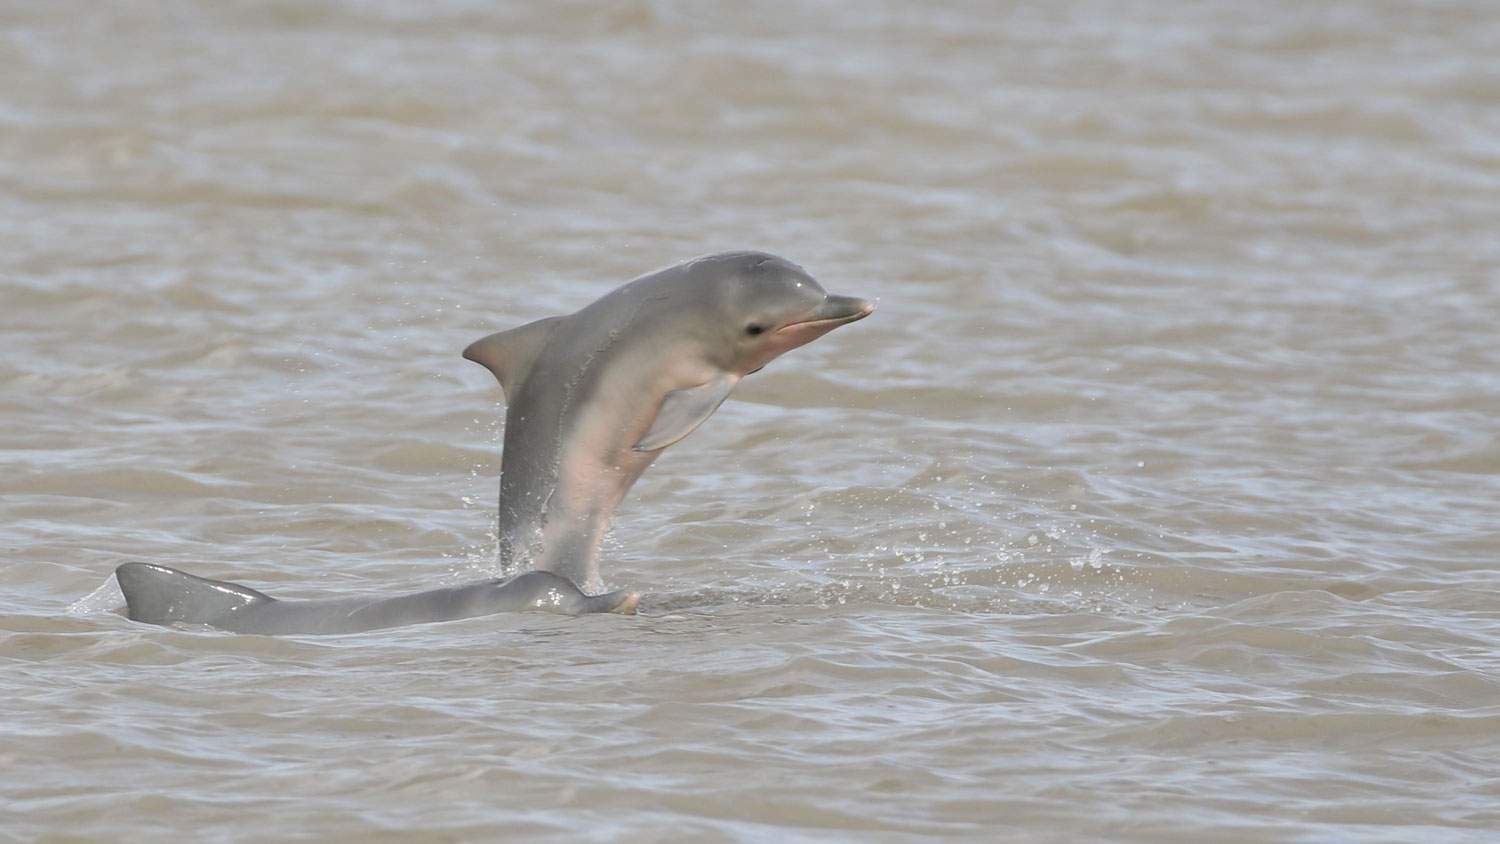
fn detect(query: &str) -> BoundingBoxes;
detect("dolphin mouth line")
[780,301,876,333]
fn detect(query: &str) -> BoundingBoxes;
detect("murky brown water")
[5,1,1500,841]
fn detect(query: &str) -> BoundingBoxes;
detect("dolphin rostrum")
[115,251,874,634]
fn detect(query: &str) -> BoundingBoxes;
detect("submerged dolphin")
[115,251,874,634]
[116,563,639,635]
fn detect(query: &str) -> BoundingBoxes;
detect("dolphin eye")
[745,323,765,336]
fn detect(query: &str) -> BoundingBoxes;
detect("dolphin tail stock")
[115,562,273,627]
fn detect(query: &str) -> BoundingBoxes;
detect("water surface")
[4,1,1500,841]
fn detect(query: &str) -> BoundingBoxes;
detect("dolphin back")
[116,562,273,627]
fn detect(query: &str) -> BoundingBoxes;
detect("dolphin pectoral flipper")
[116,562,273,627]
[632,372,736,452]
[462,316,564,399]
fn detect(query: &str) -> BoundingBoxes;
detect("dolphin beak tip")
[839,297,875,324]
[819,294,875,324]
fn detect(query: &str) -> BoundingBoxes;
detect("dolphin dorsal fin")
[462,316,564,400]
[116,562,273,627]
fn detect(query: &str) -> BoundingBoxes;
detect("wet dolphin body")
[115,251,874,634]
[115,564,638,635]
[464,250,875,591]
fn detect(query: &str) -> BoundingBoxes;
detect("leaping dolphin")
[115,251,874,634]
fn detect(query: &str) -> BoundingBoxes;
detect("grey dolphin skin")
[116,563,640,635]
[463,250,875,591]
[115,251,874,634]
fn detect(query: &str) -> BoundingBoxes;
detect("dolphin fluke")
[116,562,272,627]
